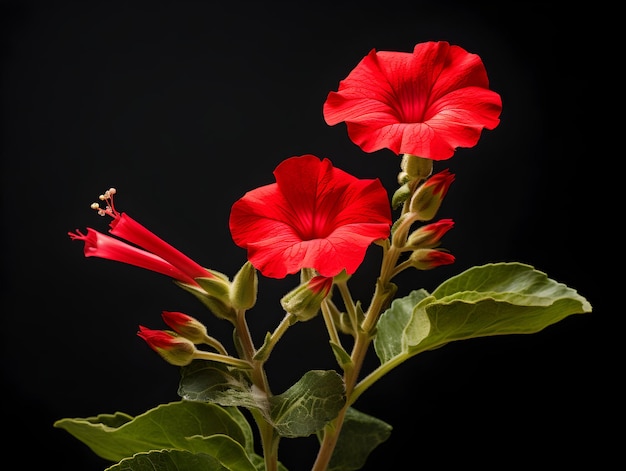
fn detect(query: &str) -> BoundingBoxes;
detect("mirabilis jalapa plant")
[56,41,592,471]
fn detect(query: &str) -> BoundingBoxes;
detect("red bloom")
[69,188,212,285]
[229,155,392,279]
[323,41,502,160]
[69,228,198,284]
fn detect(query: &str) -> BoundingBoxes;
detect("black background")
[1,1,614,470]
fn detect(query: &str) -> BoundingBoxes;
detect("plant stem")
[234,309,279,471]
[192,350,253,369]
[312,242,403,470]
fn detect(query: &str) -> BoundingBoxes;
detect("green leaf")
[53,401,250,463]
[104,449,230,471]
[321,407,392,471]
[269,370,346,438]
[376,262,592,365]
[179,360,261,410]
[329,341,353,370]
[221,406,256,455]
[373,288,430,363]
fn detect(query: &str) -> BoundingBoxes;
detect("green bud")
[405,219,454,249]
[175,282,236,321]
[401,154,433,180]
[409,248,456,270]
[280,276,333,322]
[230,261,258,310]
[409,169,455,221]
[161,311,208,344]
[391,182,411,210]
[137,326,196,366]
[194,270,232,305]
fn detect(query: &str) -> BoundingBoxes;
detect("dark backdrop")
[1,1,613,470]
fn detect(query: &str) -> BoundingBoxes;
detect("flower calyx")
[405,219,455,250]
[230,261,258,310]
[401,154,433,181]
[409,248,456,270]
[409,169,455,221]
[280,275,334,322]
[161,311,209,344]
[137,326,196,366]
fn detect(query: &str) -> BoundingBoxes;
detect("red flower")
[229,155,392,279]
[69,188,212,285]
[323,41,502,161]
[68,228,198,284]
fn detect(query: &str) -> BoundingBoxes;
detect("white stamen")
[90,187,119,218]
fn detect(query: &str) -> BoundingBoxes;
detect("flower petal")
[323,41,502,160]
[69,228,196,283]
[229,155,391,278]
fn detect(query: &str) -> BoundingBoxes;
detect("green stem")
[350,354,408,406]
[311,328,370,471]
[200,333,229,356]
[313,167,428,470]
[321,298,341,347]
[312,242,402,471]
[250,408,280,471]
[192,350,253,369]
[253,312,295,361]
[336,281,358,333]
[233,309,279,471]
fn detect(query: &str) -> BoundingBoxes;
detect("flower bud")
[161,311,208,344]
[409,169,455,221]
[137,326,196,366]
[409,248,455,270]
[401,154,433,180]
[280,276,333,322]
[194,270,232,304]
[406,219,454,249]
[230,261,258,310]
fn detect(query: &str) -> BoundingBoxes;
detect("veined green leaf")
[54,401,249,463]
[104,449,229,471]
[269,370,346,438]
[321,407,392,471]
[376,262,592,365]
[179,360,262,410]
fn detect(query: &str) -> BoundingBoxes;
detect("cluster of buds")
[138,311,252,369]
[391,156,456,272]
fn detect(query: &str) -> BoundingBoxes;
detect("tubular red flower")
[69,188,213,285]
[229,155,392,279]
[68,228,197,284]
[109,213,210,281]
[323,41,502,160]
